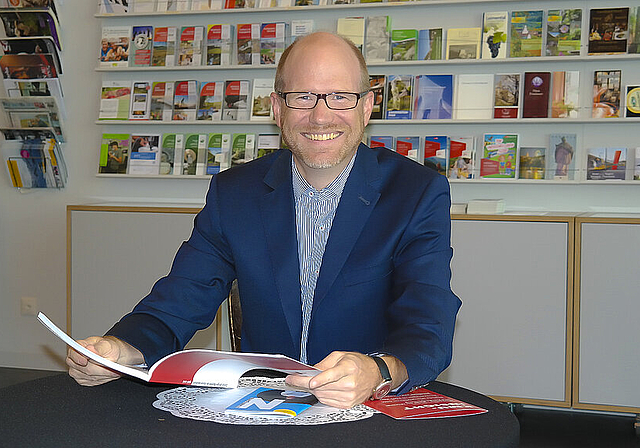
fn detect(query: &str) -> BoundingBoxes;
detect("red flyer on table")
[364,388,488,419]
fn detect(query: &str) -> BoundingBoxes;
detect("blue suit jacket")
[107,144,461,392]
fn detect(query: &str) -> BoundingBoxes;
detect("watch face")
[372,381,392,400]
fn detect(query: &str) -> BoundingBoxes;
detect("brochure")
[364,388,487,419]
[38,312,319,388]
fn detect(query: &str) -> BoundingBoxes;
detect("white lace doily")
[153,377,375,425]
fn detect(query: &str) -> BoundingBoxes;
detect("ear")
[362,91,374,127]
[270,92,282,128]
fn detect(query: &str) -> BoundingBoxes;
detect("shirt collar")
[292,152,357,201]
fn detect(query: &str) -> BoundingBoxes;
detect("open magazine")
[38,312,319,388]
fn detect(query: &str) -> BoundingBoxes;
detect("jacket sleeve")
[383,173,461,393]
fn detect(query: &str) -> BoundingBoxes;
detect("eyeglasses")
[277,91,369,110]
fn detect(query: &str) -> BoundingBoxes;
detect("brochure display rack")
[94,0,640,185]
[0,0,67,189]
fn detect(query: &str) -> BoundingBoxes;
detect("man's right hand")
[66,336,144,386]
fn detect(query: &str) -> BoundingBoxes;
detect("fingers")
[286,351,380,409]
[66,337,122,386]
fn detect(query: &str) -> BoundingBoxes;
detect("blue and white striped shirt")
[292,154,356,363]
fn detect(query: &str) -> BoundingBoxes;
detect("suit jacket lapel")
[312,144,382,309]
[260,150,302,353]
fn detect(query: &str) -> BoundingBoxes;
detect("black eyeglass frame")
[276,90,371,110]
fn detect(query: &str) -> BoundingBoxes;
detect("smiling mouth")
[301,132,343,141]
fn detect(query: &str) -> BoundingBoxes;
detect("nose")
[309,97,334,125]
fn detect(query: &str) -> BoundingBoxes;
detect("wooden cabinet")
[439,214,574,407]
[573,215,640,413]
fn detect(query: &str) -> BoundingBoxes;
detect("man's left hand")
[285,351,386,409]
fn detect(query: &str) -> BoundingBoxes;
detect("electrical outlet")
[20,297,38,316]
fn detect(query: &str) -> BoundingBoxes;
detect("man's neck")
[292,154,356,191]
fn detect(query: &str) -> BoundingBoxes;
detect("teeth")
[304,132,341,141]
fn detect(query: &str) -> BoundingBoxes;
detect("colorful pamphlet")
[150,81,174,121]
[198,82,223,121]
[128,133,161,175]
[548,133,577,180]
[418,29,443,60]
[413,75,453,119]
[206,24,233,66]
[369,135,394,149]
[446,27,481,59]
[395,136,420,162]
[152,26,177,67]
[518,147,546,180]
[206,132,231,174]
[546,9,582,56]
[625,85,640,118]
[369,75,386,120]
[130,26,153,67]
[522,72,551,118]
[448,136,475,180]
[586,147,627,180]
[493,73,520,119]
[481,11,508,59]
[365,16,391,63]
[173,80,198,121]
[236,23,260,65]
[386,75,413,119]
[250,78,274,121]
[480,133,519,179]
[337,17,365,53]
[99,81,131,121]
[551,71,580,118]
[178,26,204,66]
[592,70,622,118]
[424,136,448,175]
[160,133,184,175]
[588,8,629,55]
[510,10,543,57]
[129,81,151,120]
[391,29,418,61]
[99,133,129,174]
[260,22,286,65]
[100,25,130,68]
[223,80,250,121]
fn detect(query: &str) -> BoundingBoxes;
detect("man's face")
[271,36,373,173]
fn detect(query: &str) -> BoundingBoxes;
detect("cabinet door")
[69,208,229,350]
[577,221,640,411]
[439,219,570,406]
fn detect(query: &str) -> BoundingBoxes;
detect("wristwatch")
[369,355,393,400]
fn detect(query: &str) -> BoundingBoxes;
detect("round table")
[0,374,519,447]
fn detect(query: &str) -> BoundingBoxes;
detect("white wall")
[1,0,639,370]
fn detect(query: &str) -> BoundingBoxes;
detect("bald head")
[274,32,370,94]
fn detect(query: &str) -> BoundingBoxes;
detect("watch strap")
[369,355,392,382]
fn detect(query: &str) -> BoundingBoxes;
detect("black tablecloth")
[0,374,518,447]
